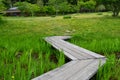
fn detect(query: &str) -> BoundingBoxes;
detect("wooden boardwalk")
[32,36,106,80]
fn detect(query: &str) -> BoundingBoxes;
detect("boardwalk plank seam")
[32,36,106,80]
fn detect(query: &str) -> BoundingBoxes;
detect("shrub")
[42,6,56,15]
[68,5,79,13]
[51,15,56,17]
[0,15,2,23]
[14,2,40,16]
[96,5,106,12]
[97,12,103,15]
[0,15,4,25]
[0,0,6,12]
[59,2,71,13]
[0,0,5,25]
[63,15,71,19]
[79,0,96,12]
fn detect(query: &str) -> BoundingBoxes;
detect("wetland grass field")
[0,12,120,80]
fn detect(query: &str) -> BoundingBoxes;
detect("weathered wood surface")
[45,36,105,60]
[32,36,106,80]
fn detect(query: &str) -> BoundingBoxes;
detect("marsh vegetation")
[0,12,120,80]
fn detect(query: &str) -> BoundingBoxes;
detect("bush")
[58,2,79,13]
[68,5,79,13]
[0,15,2,22]
[59,2,71,13]
[51,15,56,17]
[0,0,5,25]
[0,15,5,25]
[14,2,40,16]
[97,12,103,15]
[63,15,71,19]
[0,0,6,13]
[79,0,96,12]
[42,6,56,15]
[96,5,106,12]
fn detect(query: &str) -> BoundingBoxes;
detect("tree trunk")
[116,11,119,16]
[111,4,120,17]
[113,11,119,16]
[112,6,119,17]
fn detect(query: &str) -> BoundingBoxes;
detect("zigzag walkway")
[32,36,106,80]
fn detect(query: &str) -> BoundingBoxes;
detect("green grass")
[0,12,120,80]
[0,35,65,80]
[70,36,120,80]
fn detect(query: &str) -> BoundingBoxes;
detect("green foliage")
[63,15,71,19]
[0,35,66,80]
[42,6,56,15]
[97,0,120,16]
[0,0,6,12]
[97,12,103,15]
[0,15,5,25]
[79,0,96,11]
[67,0,78,5]
[85,0,96,10]
[0,15,2,23]
[0,12,120,79]
[2,0,113,16]
[14,2,40,16]
[59,2,71,13]
[69,5,79,13]
[59,2,79,13]
[96,4,106,12]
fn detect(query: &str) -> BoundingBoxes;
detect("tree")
[36,0,43,7]
[0,0,6,23]
[79,0,96,12]
[15,2,40,16]
[97,0,120,16]
[59,2,71,13]
[42,0,49,5]
[48,0,67,15]
[2,0,14,8]
[67,0,78,5]
[0,0,6,11]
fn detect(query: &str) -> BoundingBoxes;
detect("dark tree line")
[2,0,79,7]
[97,0,120,16]
[0,0,120,16]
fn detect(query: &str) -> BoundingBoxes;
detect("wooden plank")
[33,59,96,80]
[46,37,105,59]
[45,38,94,59]
[68,59,106,80]
[48,59,94,80]
[32,59,106,80]
[45,38,88,58]
[32,36,106,80]
[54,37,104,58]
[32,61,77,80]
[61,40,105,59]
[46,38,86,59]
[45,38,77,60]
[50,36,71,40]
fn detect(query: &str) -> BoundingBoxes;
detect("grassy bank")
[70,36,120,80]
[0,12,120,80]
[0,35,65,80]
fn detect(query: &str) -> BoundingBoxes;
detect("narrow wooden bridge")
[32,36,106,80]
